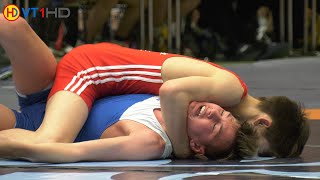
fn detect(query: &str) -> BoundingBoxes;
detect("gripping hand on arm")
[160,57,245,159]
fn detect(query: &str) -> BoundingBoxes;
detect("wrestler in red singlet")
[49,43,247,110]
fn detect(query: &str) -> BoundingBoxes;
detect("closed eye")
[212,123,217,132]
[221,110,224,116]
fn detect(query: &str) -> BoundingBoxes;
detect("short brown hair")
[200,96,309,160]
[257,96,310,157]
[228,121,259,159]
[228,96,310,159]
[204,121,258,160]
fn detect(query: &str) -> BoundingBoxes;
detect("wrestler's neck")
[227,95,262,123]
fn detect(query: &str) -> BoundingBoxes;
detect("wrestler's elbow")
[159,80,185,99]
[217,85,243,107]
[216,74,245,107]
[230,82,245,105]
[160,80,175,93]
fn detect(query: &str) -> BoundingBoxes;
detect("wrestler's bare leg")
[0,15,56,130]
[0,17,56,94]
[0,16,87,143]
[36,91,88,143]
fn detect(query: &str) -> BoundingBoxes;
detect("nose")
[208,108,222,122]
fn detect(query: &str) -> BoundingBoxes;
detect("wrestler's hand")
[0,135,33,161]
[0,135,16,159]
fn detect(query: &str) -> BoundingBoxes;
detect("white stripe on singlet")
[64,65,163,95]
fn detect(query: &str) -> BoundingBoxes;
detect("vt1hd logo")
[2,4,70,21]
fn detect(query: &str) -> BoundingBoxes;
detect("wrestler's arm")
[160,57,245,158]
[0,133,163,163]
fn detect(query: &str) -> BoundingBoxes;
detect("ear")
[189,139,205,155]
[253,115,272,128]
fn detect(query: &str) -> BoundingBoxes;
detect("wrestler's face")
[187,102,240,158]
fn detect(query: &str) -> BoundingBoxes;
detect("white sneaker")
[63,45,74,53]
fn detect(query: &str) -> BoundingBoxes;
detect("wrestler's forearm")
[161,80,243,109]
[160,81,193,159]
[161,57,244,107]
[162,57,218,81]
[0,135,162,163]
[0,128,37,143]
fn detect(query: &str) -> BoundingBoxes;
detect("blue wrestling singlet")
[13,88,51,131]
[12,89,154,142]
[75,94,154,142]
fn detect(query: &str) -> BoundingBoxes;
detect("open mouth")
[198,105,206,116]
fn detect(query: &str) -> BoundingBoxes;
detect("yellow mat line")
[305,109,320,120]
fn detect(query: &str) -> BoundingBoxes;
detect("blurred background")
[1,0,319,76]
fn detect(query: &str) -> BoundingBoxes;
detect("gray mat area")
[226,57,320,108]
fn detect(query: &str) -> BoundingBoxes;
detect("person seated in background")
[84,0,200,49]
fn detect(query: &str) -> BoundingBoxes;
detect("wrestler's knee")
[0,16,29,36]
[0,104,16,131]
[0,14,10,34]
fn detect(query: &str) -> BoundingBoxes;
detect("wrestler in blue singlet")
[12,89,154,142]
[76,94,153,142]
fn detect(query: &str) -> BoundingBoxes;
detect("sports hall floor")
[0,57,319,179]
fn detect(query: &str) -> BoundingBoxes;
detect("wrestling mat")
[0,57,319,179]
